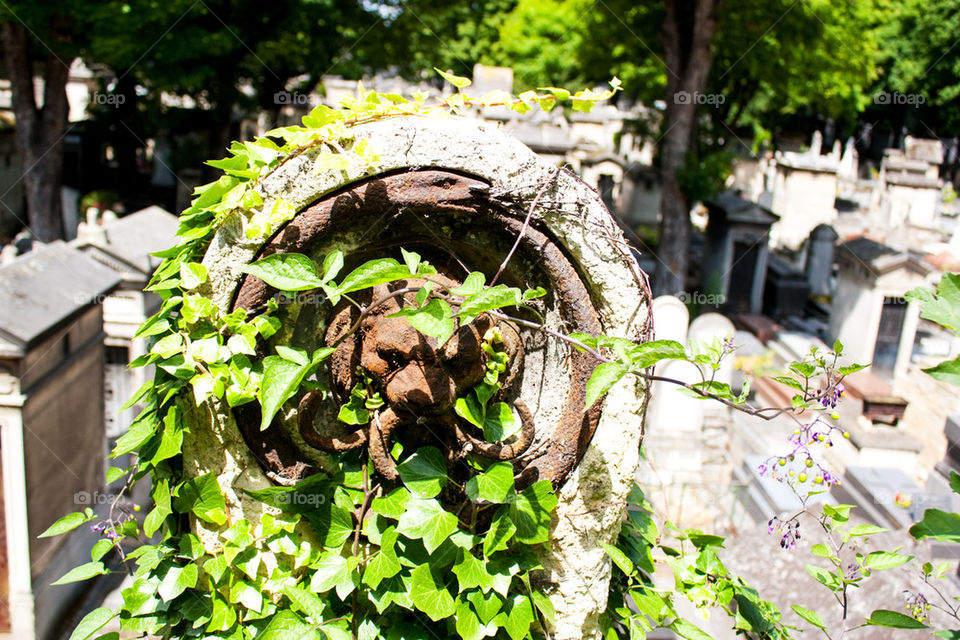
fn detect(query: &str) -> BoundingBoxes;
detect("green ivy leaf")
[483,512,517,556]
[143,479,171,538]
[204,555,229,584]
[371,487,412,519]
[396,447,449,498]
[909,509,960,543]
[39,511,90,538]
[310,554,358,599]
[435,67,472,89]
[585,362,629,410]
[173,473,227,526]
[451,272,485,296]
[630,340,687,368]
[482,402,519,442]
[467,589,505,625]
[532,591,555,626]
[452,550,495,593]
[909,273,960,333]
[179,262,208,290]
[229,579,263,612]
[398,497,459,553]
[458,285,522,324]
[363,527,401,589]
[390,299,455,345]
[335,258,416,295]
[923,357,960,386]
[409,564,456,621]
[454,394,485,429]
[791,604,826,630]
[455,600,486,640]
[601,542,634,575]
[207,594,237,632]
[863,551,912,571]
[866,609,928,629]
[670,618,714,640]
[157,563,198,601]
[283,583,326,621]
[69,607,116,640]
[150,406,183,465]
[112,411,159,457]
[53,561,107,585]
[259,610,323,640]
[496,594,536,640]
[508,480,557,544]
[241,253,324,291]
[466,461,515,504]
[258,355,307,431]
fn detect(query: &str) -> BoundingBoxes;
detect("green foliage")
[602,486,791,639]
[907,273,960,384]
[45,78,642,640]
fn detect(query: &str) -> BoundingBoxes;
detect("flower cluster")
[905,591,931,623]
[768,516,801,549]
[819,382,845,409]
[90,521,120,541]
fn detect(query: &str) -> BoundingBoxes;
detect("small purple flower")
[758,463,768,476]
[767,517,801,549]
[844,562,861,580]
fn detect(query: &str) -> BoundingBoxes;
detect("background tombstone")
[640,296,713,526]
[182,116,649,638]
[687,313,737,498]
[806,223,838,300]
[688,312,736,400]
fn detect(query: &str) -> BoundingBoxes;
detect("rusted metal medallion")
[232,169,601,492]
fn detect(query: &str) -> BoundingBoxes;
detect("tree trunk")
[2,22,71,243]
[655,0,721,295]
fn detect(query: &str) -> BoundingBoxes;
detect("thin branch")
[490,166,562,286]
[491,310,798,421]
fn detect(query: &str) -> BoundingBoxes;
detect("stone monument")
[182,116,650,637]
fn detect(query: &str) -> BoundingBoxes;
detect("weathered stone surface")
[186,116,649,638]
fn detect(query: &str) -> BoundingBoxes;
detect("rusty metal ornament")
[231,169,602,492]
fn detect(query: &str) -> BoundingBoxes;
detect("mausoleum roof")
[705,191,779,226]
[74,205,178,278]
[837,236,934,277]
[0,241,120,353]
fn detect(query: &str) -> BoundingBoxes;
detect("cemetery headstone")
[181,116,650,637]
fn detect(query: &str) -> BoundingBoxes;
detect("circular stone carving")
[231,169,602,492]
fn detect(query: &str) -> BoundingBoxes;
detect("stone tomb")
[183,117,649,637]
